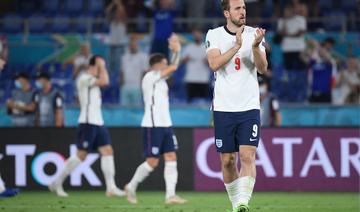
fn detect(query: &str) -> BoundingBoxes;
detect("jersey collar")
[224,25,245,36]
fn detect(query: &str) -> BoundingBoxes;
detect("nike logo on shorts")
[249,138,257,142]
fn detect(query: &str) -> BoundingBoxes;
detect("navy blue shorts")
[213,109,260,153]
[142,127,178,157]
[76,124,112,152]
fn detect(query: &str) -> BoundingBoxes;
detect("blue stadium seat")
[323,10,346,31]
[341,0,357,13]
[24,64,38,78]
[87,0,105,16]
[51,15,71,33]
[56,82,75,103]
[93,21,109,33]
[28,14,47,33]
[318,0,333,11]
[0,63,13,80]
[40,63,53,74]
[64,0,84,16]
[52,63,72,79]
[19,0,39,17]
[42,0,60,14]
[0,77,13,103]
[64,83,75,103]
[2,13,23,33]
[10,64,24,78]
[101,71,120,104]
[74,16,92,33]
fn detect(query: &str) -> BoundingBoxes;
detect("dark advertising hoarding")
[0,128,193,190]
[1,128,359,191]
[194,128,360,191]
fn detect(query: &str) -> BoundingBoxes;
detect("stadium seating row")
[1,0,359,33]
[16,0,104,17]
[1,14,109,33]
[0,62,212,105]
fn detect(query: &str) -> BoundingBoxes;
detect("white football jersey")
[206,25,266,112]
[141,70,172,127]
[77,72,104,126]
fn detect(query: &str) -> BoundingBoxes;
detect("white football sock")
[225,178,242,209]
[164,161,178,199]
[0,174,5,193]
[101,155,117,192]
[55,155,81,185]
[128,161,154,191]
[237,176,255,205]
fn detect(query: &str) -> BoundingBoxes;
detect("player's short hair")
[221,0,230,11]
[15,72,30,80]
[36,72,51,80]
[89,55,103,66]
[322,37,336,46]
[149,53,167,66]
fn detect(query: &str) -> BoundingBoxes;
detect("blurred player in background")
[258,76,281,127]
[124,34,186,205]
[6,73,38,127]
[206,0,267,211]
[35,73,64,127]
[49,55,125,197]
[181,28,210,102]
[0,57,20,198]
[120,34,149,106]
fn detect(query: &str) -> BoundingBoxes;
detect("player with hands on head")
[49,55,125,198]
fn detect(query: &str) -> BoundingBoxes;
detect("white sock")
[101,155,117,192]
[128,161,154,191]
[164,161,178,199]
[237,176,255,205]
[0,175,5,193]
[55,155,81,185]
[225,178,242,209]
[225,176,256,208]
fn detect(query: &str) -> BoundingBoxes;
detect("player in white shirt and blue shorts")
[49,55,125,198]
[124,34,187,205]
[206,0,268,211]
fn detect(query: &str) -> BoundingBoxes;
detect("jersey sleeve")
[142,54,149,71]
[271,98,280,111]
[88,76,97,86]
[205,29,219,53]
[299,16,307,31]
[182,45,190,58]
[79,74,97,87]
[120,55,126,71]
[32,91,39,103]
[277,18,284,32]
[150,71,162,82]
[143,71,161,89]
[54,92,63,109]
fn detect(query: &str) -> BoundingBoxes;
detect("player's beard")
[230,15,246,27]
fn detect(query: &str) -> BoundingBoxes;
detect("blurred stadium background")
[0,0,359,211]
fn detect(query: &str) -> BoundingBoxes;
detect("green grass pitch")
[0,191,359,212]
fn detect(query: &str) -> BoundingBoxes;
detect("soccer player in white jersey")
[124,34,186,205]
[49,55,125,198]
[205,0,268,211]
